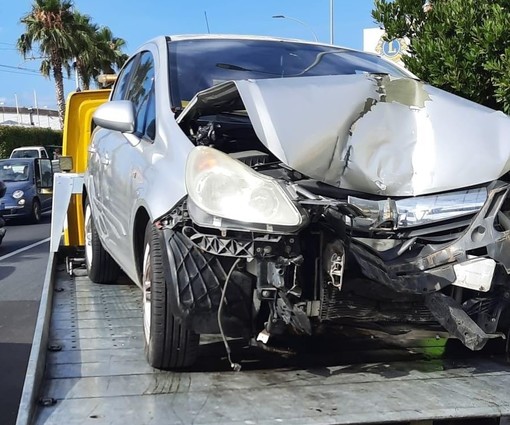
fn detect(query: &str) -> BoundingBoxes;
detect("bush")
[373,0,510,114]
[0,126,62,158]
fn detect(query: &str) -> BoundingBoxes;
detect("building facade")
[0,105,60,130]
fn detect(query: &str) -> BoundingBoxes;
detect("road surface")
[0,214,51,425]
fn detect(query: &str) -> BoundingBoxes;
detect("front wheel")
[142,222,199,370]
[29,198,41,224]
[84,199,120,283]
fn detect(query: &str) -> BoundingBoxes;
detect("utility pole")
[330,0,334,44]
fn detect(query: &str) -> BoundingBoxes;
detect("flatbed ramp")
[23,262,510,425]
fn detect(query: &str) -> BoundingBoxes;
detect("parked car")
[84,35,510,370]
[10,145,61,173]
[0,158,53,223]
[10,146,50,159]
[0,180,5,244]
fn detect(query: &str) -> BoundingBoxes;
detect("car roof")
[11,146,45,152]
[167,34,344,46]
[141,34,360,53]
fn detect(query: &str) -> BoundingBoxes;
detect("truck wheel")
[84,200,120,283]
[29,198,41,224]
[143,222,199,370]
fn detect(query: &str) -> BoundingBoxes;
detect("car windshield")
[11,150,38,158]
[0,162,29,182]
[167,38,411,108]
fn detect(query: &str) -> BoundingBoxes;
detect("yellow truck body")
[61,89,110,246]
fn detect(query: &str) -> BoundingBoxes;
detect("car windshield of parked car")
[11,149,39,159]
[168,38,411,108]
[0,162,29,182]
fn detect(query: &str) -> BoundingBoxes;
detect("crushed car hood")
[179,74,510,197]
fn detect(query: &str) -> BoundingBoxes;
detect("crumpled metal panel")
[182,74,510,197]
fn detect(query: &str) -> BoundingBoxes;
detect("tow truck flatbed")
[15,91,510,425]
[18,255,510,425]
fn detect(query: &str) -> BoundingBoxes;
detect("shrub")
[0,126,62,158]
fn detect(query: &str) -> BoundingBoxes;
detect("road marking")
[0,237,51,262]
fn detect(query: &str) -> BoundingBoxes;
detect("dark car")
[0,158,53,223]
[0,180,5,244]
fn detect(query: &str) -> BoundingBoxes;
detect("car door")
[90,55,139,255]
[35,158,53,211]
[100,50,157,272]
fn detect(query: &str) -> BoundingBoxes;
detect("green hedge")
[0,126,62,158]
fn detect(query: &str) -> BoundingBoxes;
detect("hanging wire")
[217,258,242,372]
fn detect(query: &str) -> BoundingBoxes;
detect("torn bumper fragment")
[348,181,510,295]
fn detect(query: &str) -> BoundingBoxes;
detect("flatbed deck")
[19,260,510,425]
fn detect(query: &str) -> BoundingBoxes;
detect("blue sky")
[0,0,380,109]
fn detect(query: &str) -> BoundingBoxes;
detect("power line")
[0,69,45,77]
[0,63,40,73]
[0,68,73,80]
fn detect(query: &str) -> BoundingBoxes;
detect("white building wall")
[0,111,60,130]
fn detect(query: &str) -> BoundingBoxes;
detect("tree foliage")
[17,1,127,127]
[73,13,128,91]
[372,0,510,114]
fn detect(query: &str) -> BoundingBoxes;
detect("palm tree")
[95,26,128,77]
[17,0,90,128]
[75,24,128,91]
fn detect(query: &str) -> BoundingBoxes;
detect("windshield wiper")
[215,63,281,76]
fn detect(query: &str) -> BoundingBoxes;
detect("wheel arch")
[133,207,150,282]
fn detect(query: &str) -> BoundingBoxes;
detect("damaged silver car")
[85,35,510,370]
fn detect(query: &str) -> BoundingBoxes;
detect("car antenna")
[204,11,211,34]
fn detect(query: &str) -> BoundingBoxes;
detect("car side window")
[111,56,138,101]
[126,51,156,140]
[37,159,53,188]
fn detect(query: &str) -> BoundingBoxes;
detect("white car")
[84,35,510,370]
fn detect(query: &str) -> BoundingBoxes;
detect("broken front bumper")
[348,181,510,295]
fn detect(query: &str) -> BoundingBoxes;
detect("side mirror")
[58,156,73,172]
[93,100,136,133]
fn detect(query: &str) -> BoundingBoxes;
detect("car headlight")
[185,146,304,231]
[12,190,24,199]
[348,187,487,229]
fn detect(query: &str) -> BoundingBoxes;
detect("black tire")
[84,199,120,283]
[143,222,199,370]
[29,198,41,224]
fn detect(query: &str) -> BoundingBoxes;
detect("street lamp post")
[28,107,34,126]
[330,0,334,44]
[272,15,318,42]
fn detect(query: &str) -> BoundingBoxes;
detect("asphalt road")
[0,214,51,425]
